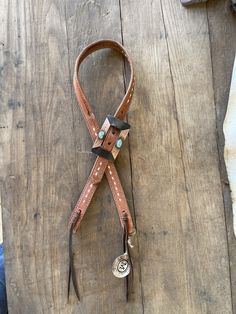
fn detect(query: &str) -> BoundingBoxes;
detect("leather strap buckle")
[91,115,130,161]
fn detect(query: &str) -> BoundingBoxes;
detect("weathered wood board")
[224,56,236,233]
[207,0,236,311]
[0,0,235,313]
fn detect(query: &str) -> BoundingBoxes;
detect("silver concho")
[112,253,131,278]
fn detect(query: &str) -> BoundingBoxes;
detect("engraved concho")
[112,253,131,278]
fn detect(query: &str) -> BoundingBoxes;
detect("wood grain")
[121,0,232,313]
[0,0,79,312]
[207,0,236,311]
[0,0,235,313]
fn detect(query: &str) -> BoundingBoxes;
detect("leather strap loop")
[73,40,135,124]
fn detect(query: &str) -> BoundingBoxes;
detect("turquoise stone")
[98,130,105,140]
[115,138,123,149]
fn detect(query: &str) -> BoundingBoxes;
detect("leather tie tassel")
[67,210,81,302]
[67,40,136,302]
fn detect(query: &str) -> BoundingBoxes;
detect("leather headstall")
[67,39,136,302]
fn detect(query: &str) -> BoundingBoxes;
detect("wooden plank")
[64,0,143,312]
[0,0,79,312]
[120,0,233,313]
[224,57,236,233]
[207,0,236,311]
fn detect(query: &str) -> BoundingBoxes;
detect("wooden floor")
[0,0,236,313]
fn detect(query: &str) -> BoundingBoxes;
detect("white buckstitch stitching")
[107,165,123,203]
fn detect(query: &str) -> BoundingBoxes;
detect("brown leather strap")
[68,40,136,235]
[122,214,133,301]
[68,40,136,301]
[67,212,81,302]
